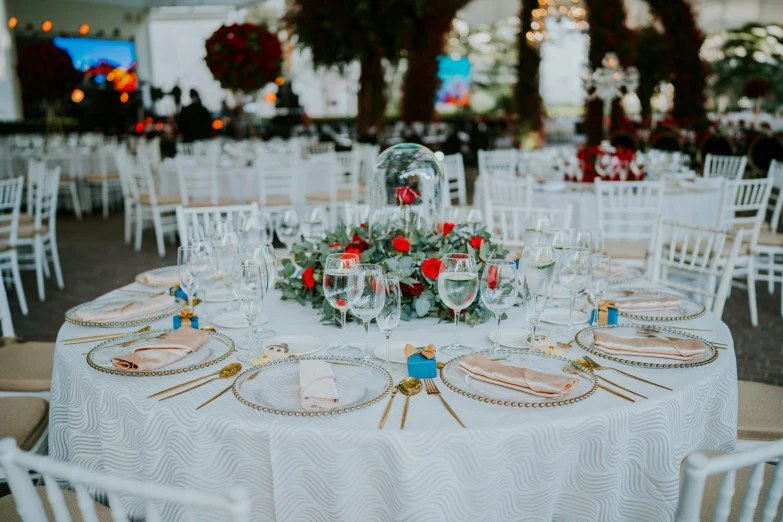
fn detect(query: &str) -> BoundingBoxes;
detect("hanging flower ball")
[204,23,283,93]
[17,41,82,103]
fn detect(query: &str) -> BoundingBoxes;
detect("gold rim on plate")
[64,297,179,328]
[232,356,393,417]
[609,267,644,285]
[574,324,719,369]
[614,289,705,322]
[134,266,178,288]
[438,349,598,408]
[86,329,235,377]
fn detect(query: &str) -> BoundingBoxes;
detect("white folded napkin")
[299,360,340,411]
[74,295,176,323]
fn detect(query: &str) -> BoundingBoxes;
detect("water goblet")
[376,276,401,368]
[438,253,479,356]
[324,253,361,357]
[556,246,591,337]
[231,255,267,363]
[347,264,385,359]
[276,210,301,250]
[302,207,328,244]
[480,260,518,354]
[520,272,549,355]
[590,254,611,326]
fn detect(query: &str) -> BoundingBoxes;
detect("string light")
[135,122,144,133]
[8,17,17,29]
[79,24,90,35]
[212,119,224,130]
[263,92,277,103]
[529,0,587,44]
[275,77,284,86]
[41,20,52,32]
[119,92,129,103]
[71,89,84,103]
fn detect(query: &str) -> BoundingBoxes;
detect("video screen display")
[53,37,137,92]
[435,56,470,107]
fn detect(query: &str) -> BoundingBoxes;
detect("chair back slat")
[175,142,219,206]
[488,204,573,250]
[704,154,747,180]
[717,176,774,248]
[713,469,736,522]
[441,153,468,207]
[595,179,664,246]
[767,159,783,230]
[0,438,252,522]
[478,149,517,178]
[43,474,72,522]
[176,203,260,249]
[256,148,299,211]
[760,457,783,522]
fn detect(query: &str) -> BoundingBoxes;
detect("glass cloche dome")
[369,143,445,231]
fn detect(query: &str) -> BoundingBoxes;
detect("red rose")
[336,298,346,307]
[394,186,419,205]
[350,234,369,251]
[302,266,315,290]
[442,222,455,237]
[329,243,341,249]
[487,264,498,290]
[401,281,425,296]
[345,247,362,257]
[421,257,442,280]
[469,237,484,249]
[392,237,411,253]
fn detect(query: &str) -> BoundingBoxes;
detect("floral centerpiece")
[570,142,645,182]
[278,222,508,326]
[204,23,283,93]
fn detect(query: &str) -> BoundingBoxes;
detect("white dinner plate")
[372,341,413,363]
[263,335,324,356]
[212,311,269,329]
[487,328,531,349]
[540,308,589,325]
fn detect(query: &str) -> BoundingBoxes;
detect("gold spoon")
[149,362,242,399]
[398,377,422,429]
[159,363,242,401]
[64,325,152,344]
[379,386,399,429]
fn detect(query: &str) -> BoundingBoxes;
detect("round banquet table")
[50,278,737,522]
[473,178,723,230]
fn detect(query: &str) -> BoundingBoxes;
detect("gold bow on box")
[596,299,617,326]
[404,344,436,360]
[177,307,198,328]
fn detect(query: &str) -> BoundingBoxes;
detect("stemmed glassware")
[323,253,361,357]
[438,253,479,356]
[237,213,267,245]
[519,242,556,294]
[466,208,484,232]
[302,207,328,244]
[347,263,385,359]
[568,229,593,252]
[480,260,518,354]
[177,246,197,313]
[250,244,278,339]
[591,230,605,255]
[556,246,592,337]
[276,210,301,251]
[177,243,217,315]
[589,254,611,326]
[231,255,268,363]
[376,276,401,368]
[520,272,549,353]
[524,213,551,245]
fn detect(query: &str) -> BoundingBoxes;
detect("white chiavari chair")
[114,147,137,245]
[756,160,783,304]
[704,153,747,180]
[651,218,743,319]
[358,143,380,200]
[51,149,82,220]
[594,179,665,270]
[482,174,533,211]
[487,203,573,251]
[20,165,63,302]
[256,148,299,217]
[478,149,518,178]
[675,438,783,522]
[175,141,230,207]
[307,151,359,226]
[717,176,774,326]
[176,203,259,250]
[441,152,468,207]
[305,141,335,156]
[85,143,121,218]
[0,438,251,521]
[127,154,181,257]
[0,177,27,315]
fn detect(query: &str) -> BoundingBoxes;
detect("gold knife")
[379,386,399,429]
[595,375,647,399]
[597,383,635,403]
[148,369,223,399]
[196,383,234,410]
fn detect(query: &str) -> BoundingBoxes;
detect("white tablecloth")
[50,279,737,521]
[474,178,723,231]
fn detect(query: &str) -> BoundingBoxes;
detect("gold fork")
[581,356,672,391]
[423,378,465,428]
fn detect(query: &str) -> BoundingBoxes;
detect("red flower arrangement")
[392,237,411,252]
[442,222,455,237]
[469,237,484,249]
[204,23,282,93]
[17,41,82,103]
[421,257,442,280]
[401,282,425,297]
[571,145,645,183]
[302,266,315,290]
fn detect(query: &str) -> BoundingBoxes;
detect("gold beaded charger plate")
[607,288,705,322]
[233,356,393,417]
[86,329,235,377]
[134,266,179,287]
[574,324,718,370]
[439,349,597,408]
[65,297,180,328]
[609,266,644,285]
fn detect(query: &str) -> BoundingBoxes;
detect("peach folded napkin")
[593,331,707,361]
[74,295,176,323]
[614,296,681,312]
[138,270,179,286]
[610,263,627,277]
[300,360,340,411]
[111,326,210,371]
[458,353,579,398]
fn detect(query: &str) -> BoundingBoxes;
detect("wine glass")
[376,276,401,368]
[231,255,267,362]
[568,229,593,252]
[480,260,517,354]
[466,208,484,232]
[590,254,611,326]
[302,207,327,244]
[347,263,385,359]
[591,229,605,255]
[438,253,478,355]
[324,253,361,357]
[518,242,556,292]
[249,243,278,339]
[237,213,267,245]
[177,246,197,313]
[556,246,591,337]
[188,239,217,320]
[524,212,551,245]
[520,271,548,353]
[276,210,300,250]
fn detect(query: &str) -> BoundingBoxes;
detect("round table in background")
[50,279,737,522]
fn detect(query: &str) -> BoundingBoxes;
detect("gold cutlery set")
[565,355,672,403]
[380,376,465,429]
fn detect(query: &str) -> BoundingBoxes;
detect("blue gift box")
[173,313,199,330]
[407,350,437,379]
[590,303,618,326]
[169,286,196,301]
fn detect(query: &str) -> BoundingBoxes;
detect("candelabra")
[584,53,639,140]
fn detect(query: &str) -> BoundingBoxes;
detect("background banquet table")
[50,278,737,522]
[474,178,723,230]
